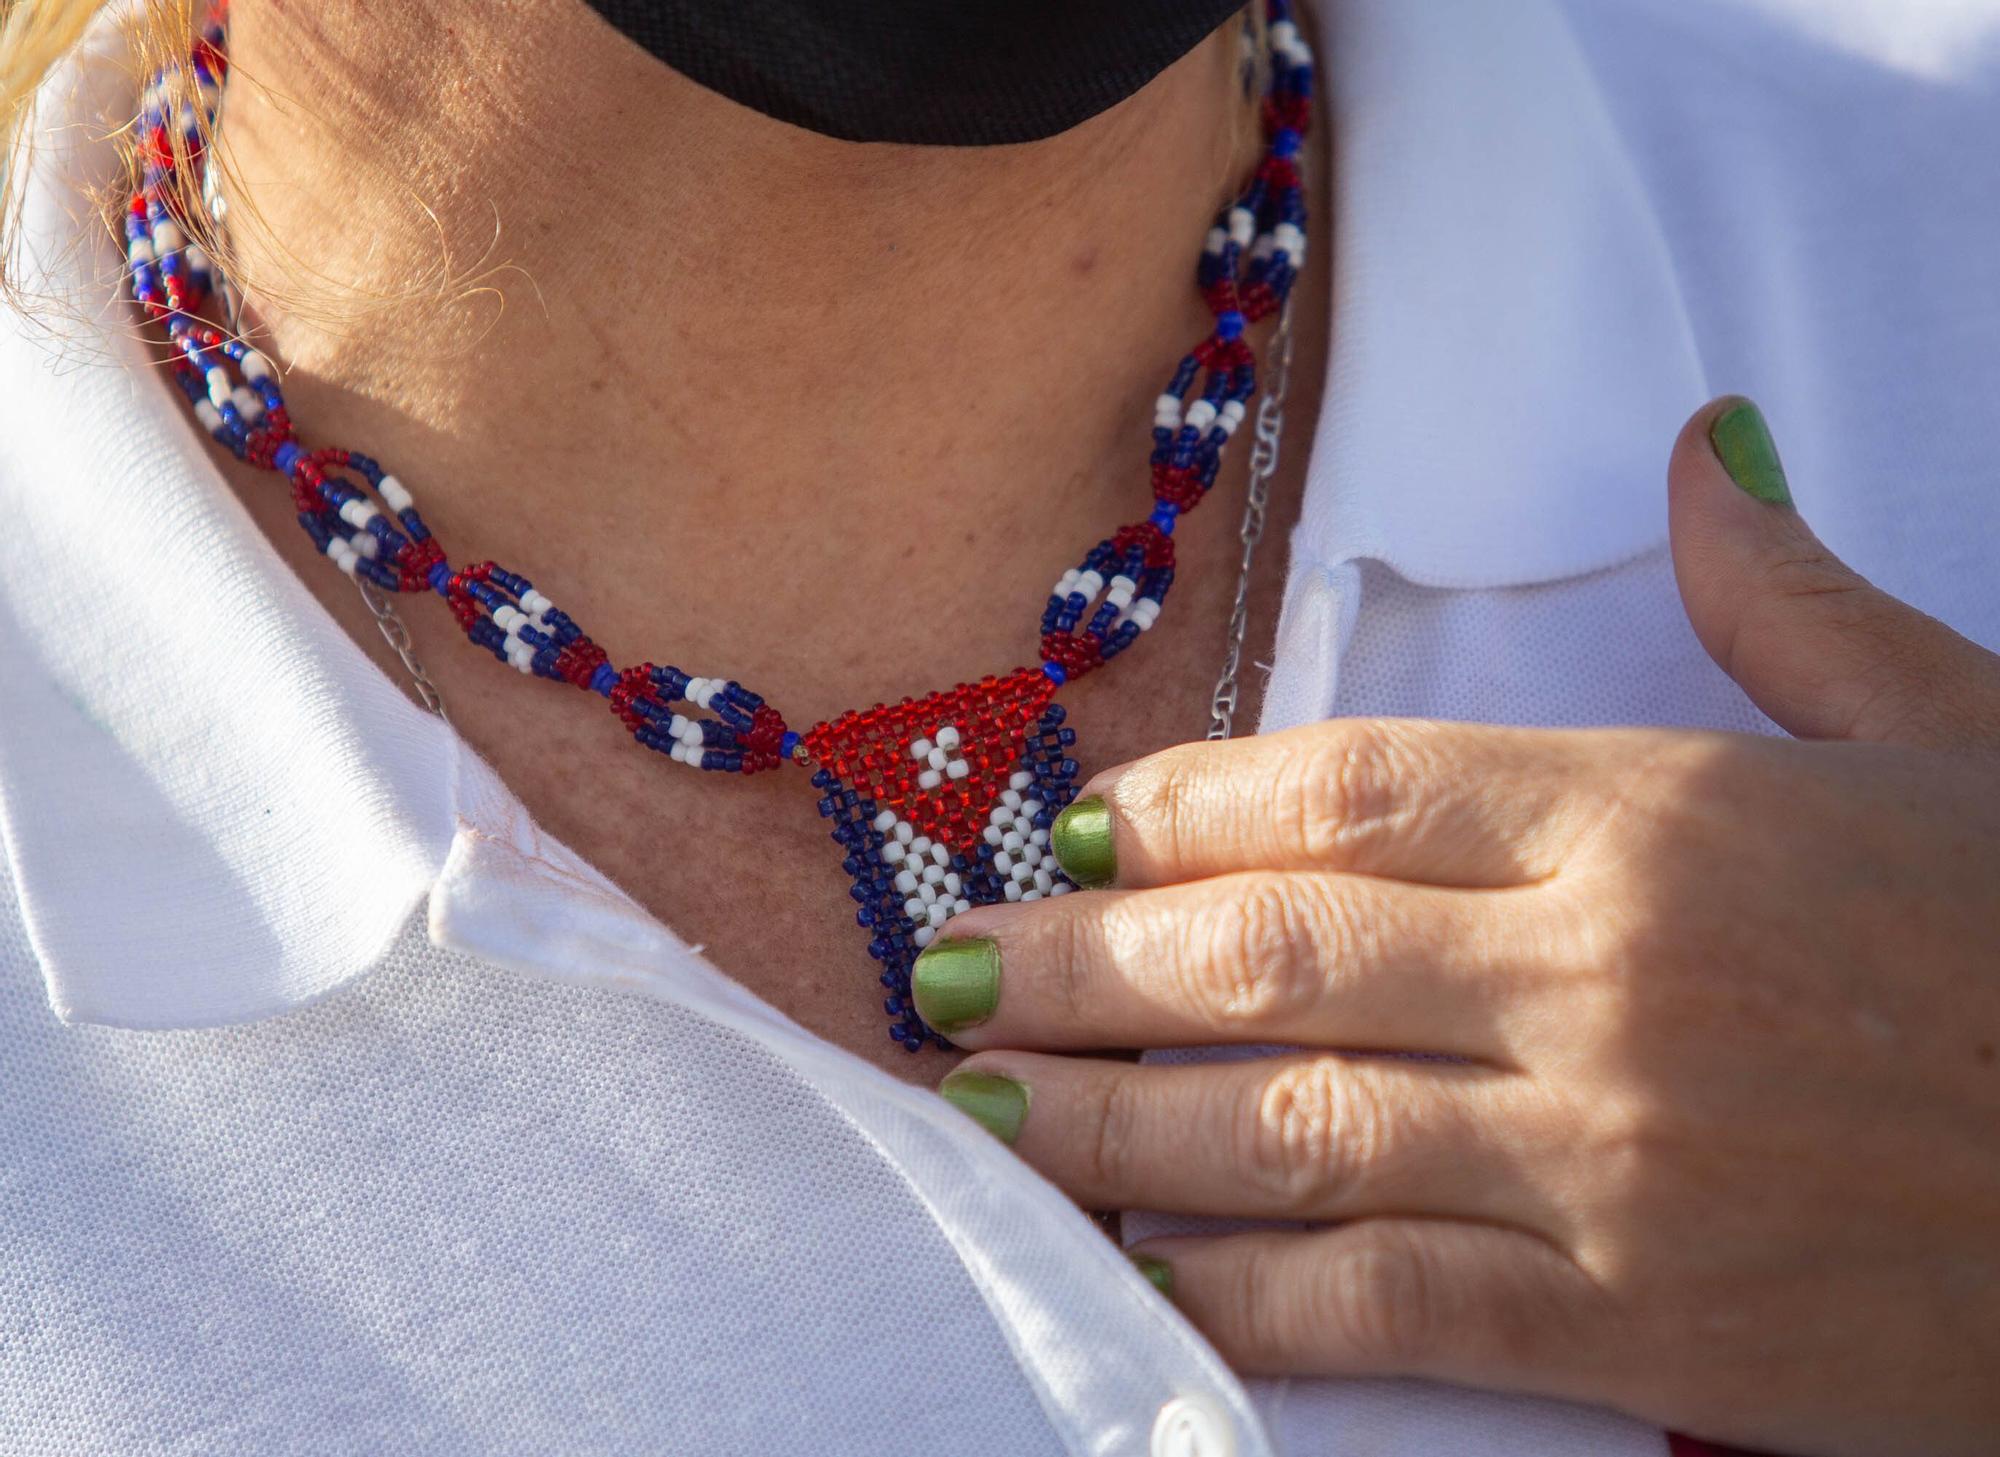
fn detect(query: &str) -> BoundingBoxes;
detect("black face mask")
[580,0,1249,145]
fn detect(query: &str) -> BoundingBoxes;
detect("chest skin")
[209,175,1330,1085]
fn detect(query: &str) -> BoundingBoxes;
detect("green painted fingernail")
[911,936,1000,1035]
[1131,1254,1174,1297]
[1710,398,1791,506]
[1051,795,1116,888]
[938,1070,1029,1145]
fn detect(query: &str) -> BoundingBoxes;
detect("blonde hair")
[1,0,218,299]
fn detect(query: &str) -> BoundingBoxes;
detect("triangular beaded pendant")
[803,666,1081,1051]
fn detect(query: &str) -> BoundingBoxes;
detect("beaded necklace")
[126,5,1315,1051]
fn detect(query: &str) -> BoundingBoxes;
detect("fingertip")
[1672,395,1792,509]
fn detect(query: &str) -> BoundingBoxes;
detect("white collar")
[1294,0,1707,587]
[0,0,1702,1029]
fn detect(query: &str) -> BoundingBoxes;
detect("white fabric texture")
[7,0,2000,1453]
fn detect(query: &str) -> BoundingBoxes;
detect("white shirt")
[4,2,1998,1454]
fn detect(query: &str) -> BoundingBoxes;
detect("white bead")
[1022,799,1045,819]
[231,386,263,422]
[917,769,943,791]
[183,243,210,274]
[904,897,926,920]
[921,864,945,887]
[1001,831,1025,854]
[1033,868,1055,893]
[352,532,379,560]
[942,872,963,896]
[925,747,948,771]
[881,844,904,867]
[1003,881,1024,903]
[204,367,231,408]
[1274,223,1305,257]
[1185,400,1218,433]
[1049,882,1073,897]
[910,737,934,761]
[1270,19,1299,49]
[910,836,932,857]
[153,220,184,254]
[193,400,221,432]
[914,925,936,949]
[894,870,918,895]
[989,804,1013,826]
[377,474,413,513]
[1030,828,1050,847]
[1076,570,1104,602]
[895,822,915,845]
[873,809,898,832]
[917,884,939,906]
[1021,889,1043,903]
[954,898,972,915]
[936,725,961,750]
[1009,771,1034,791]
[1227,206,1255,248]
[1010,862,1034,885]
[127,239,153,265]
[926,903,950,928]
[1022,844,1044,868]
[1001,790,1023,810]
[931,843,950,867]
[328,539,358,577]
[240,350,273,384]
[1203,225,1228,256]
[994,851,1014,874]
[945,758,971,781]
[982,825,1004,846]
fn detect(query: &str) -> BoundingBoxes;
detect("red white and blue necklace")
[127,5,1315,1051]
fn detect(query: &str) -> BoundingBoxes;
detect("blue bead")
[1041,661,1067,685]
[1272,127,1302,159]
[1216,309,1247,341]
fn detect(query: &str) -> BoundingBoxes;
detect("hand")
[912,398,2000,1457]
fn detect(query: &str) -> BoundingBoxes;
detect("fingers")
[1669,396,2000,751]
[943,1050,1552,1230]
[1133,1220,1606,1391]
[1057,717,1616,893]
[920,870,1537,1058]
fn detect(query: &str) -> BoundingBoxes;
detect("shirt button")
[1151,1395,1235,1457]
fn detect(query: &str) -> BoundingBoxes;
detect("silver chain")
[201,87,449,720]
[357,578,449,718]
[1206,291,1296,741]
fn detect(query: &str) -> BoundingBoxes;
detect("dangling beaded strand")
[129,4,1315,1050]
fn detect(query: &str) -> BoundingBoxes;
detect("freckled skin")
[211,1,1332,1079]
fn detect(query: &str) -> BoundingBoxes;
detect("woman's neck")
[217,0,1262,717]
[206,2,1319,1076]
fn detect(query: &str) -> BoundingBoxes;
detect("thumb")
[1669,396,2000,750]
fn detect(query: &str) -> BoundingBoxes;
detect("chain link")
[1206,292,1296,741]
[357,578,449,719]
